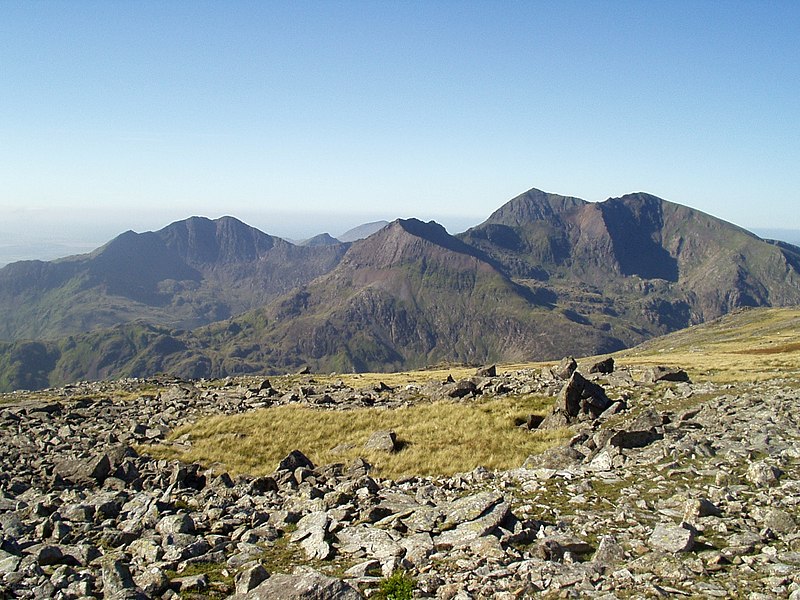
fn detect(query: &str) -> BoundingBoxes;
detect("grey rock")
[172,573,208,592]
[647,366,690,383]
[553,356,578,380]
[588,357,615,374]
[155,513,195,535]
[435,501,510,549]
[242,568,363,599]
[760,507,797,534]
[364,430,398,453]
[291,511,331,560]
[277,450,315,472]
[550,371,612,423]
[101,556,136,598]
[133,565,170,596]
[235,562,270,594]
[54,453,112,486]
[609,429,662,449]
[474,365,497,378]
[746,461,782,487]
[683,498,722,520]
[648,523,695,553]
[592,535,626,568]
[336,524,404,560]
[0,549,22,574]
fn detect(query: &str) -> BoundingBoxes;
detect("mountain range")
[2,187,800,392]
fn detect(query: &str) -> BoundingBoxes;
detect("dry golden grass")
[616,307,800,383]
[146,394,568,479]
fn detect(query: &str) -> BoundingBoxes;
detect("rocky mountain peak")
[481,187,587,228]
[341,218,483,271]
[157,215,280,265]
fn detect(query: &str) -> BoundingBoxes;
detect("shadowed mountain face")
[461,188,800,324]
[2,188,800,391]
[0,216,349,341]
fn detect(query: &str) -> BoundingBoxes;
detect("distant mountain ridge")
[0,216,348,341]
[2,187,800,392]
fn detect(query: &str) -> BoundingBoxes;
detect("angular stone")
[609,429,662,449]
[746,461,782,487]
[134,565,170,596]
[155,513,195,535]
[101,556,136,598]
[235,562,270,595]
[442,491,503,529]
[277,450,315,472]
[172,573,208,592]
[592,535,626,568]
[588,357,614,374]
[647,366,690,383]
[648,522,695,553]
[553,372,612,422]
[474,365,497,378]
[336,524,404,560]
[448,380,478,398]
[683,498,722,520]
[403,506,445,533]
[553,356,578,380]
[364,430,398,453]
[0,549,21,575]
[523,445,585,469]
[435,501,510,549]
[29,544,64,566]
[291,511,331,561]
[243,568,362,599]
[761,508,797,534]
[54,453,112,486]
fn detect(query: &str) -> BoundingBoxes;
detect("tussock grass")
[146,394,568,479]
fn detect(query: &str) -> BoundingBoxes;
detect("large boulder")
[277,450,315,472]
[541,372,612,427]
[54,453,112,487]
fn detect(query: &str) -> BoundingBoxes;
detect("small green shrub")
[374,570,415,600]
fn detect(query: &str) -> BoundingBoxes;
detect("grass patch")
[144,394,568,479]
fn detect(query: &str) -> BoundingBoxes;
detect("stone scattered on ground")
[1,362,799,599]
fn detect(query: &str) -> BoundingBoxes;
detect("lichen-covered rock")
[648,523,695,553]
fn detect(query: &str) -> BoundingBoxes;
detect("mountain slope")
[0,216,348,341]
[3,187,800,391]
[193,218,628,376]
[460,188,800,328]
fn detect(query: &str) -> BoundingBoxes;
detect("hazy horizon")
[2,206,799,268]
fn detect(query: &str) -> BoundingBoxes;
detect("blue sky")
[1,1,799,261]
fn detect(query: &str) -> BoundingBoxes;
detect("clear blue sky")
[1,0,799,260]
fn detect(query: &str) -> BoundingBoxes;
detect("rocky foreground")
[1,361,799,599]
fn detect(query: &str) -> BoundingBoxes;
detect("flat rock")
[648,523,695,553]
[241,568,363,599]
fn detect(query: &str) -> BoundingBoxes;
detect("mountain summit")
[0,216,348,341]
[2,187,800,391]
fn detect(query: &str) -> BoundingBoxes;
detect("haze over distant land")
[753,228,800,247]
[0,209,480,267]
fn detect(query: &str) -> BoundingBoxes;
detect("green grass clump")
[374,570,415,600]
